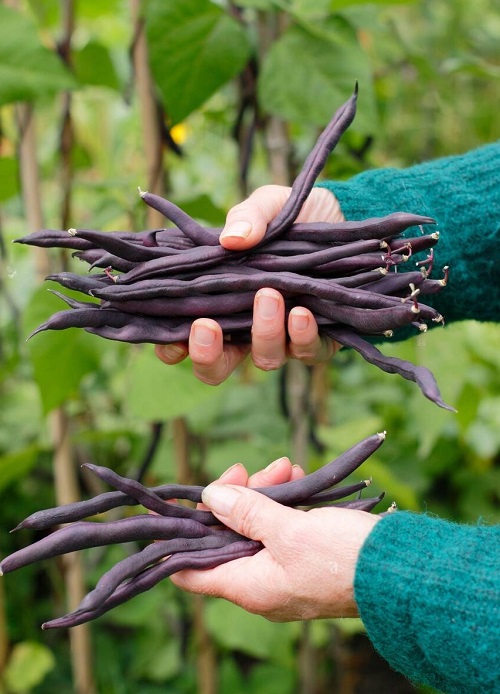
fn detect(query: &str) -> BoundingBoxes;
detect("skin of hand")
[171,457,380,622]
[155,186,342,385]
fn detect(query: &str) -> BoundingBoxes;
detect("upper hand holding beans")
[155,186,343,385]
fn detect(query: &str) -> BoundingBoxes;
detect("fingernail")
[220,221,252,241]
[256,289,279,319]
[220,463,244,479]
[193,324,216,347]
[264,456,287,473]
[290,308,309,332]
[202,484,241,516]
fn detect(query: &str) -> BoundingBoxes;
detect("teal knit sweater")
[355,513,500,694]
[320,143,500,693]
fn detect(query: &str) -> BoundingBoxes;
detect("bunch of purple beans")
[15,86,453,411]
[1,432,391,628]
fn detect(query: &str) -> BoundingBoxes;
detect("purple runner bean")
[41,540,263,629]
[281,213,436,243]
[77,531,241,613]
[0,515,218,575]
[261,86,358,243]
[323,325,454,411]
[140,190,220,247]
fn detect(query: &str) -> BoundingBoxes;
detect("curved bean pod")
[261,86,358,243]
[77,531,241,613]
[140,191,220,247]
[42,540,263,629]
[324,325,455,411]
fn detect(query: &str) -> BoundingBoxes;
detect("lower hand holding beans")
[1,432,389,628]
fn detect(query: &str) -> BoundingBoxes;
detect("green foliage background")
[0,0,498,692]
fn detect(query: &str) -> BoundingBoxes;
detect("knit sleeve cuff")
[353,511,500,693]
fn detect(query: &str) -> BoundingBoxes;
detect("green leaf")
[292,0,332,18]
[0,5,77,106]
[0,158,19,202]
[0,445,40,492]
[205,600,299,662]
[146,0,252,124]
[125,347,230,421]
[132,638,182,683]
[174,193,226,226]
[4,641,55,692]
[22,286,102,413]
[247,663,297,694]
[331,0,417,8]
[318,415,384,457]
[360,456,420,510]
[258,21,376,131]
[72,41,120,91]
[234,0,274,8]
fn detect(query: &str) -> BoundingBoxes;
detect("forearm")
[318,143,500,324]
[354,511,500,693]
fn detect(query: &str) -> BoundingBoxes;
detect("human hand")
[171,458,380,622]
[155,186,343,384]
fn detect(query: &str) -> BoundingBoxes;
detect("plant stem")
[130,0,165,229]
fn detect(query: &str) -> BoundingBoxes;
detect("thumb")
[202,483,296,546]
[219,185,291,250]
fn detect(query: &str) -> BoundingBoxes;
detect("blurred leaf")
[361,456,420,509]
[0,158,19,202]
[247,663,297,694]
[0,445,39,492]
[205,599,299,662]
[146,0,252,124]
[174,193,226,226]
[72,41,121,91]
[104,582,167,628]
[22,286,102,413]
[332,0,416,7]
[293,0,332,16]
[464,322,500,370]
[259,20,376,130]
[318,415,384,457]
[454,381,481,433]
[441,54,500,79]
[4,641,55,692]
[77,0,124,19]
[204,438,265,479]
[234,0,274,8]
[125,348,230,421]
[132,637,181,682]
[0,5,77,106]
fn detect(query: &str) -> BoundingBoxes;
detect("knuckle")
[193,366,225,386]
[252,354,286,371]
[290,337,333,364]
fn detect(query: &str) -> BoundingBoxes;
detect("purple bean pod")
[41,540,263,629]
[282,213,436,243]
[0,515,218,575]
[140,190,220,247]
[323,325,455,411]
[77,531,241,613]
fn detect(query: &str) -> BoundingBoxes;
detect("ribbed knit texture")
[354,512,500,693]
[318,142,500,324]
